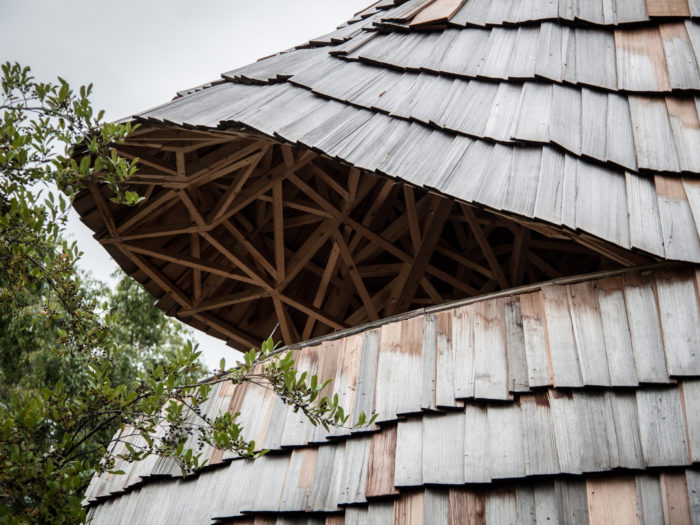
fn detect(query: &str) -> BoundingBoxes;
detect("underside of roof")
[85,264,700,523]
[75,0,700,348]
[76,133,652,349]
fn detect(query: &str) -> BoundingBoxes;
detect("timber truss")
[76,125,653,349]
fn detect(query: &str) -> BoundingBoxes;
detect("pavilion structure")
[79,0,700,522]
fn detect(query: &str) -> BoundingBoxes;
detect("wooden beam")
[302,241,340,340]
[175,151,186,179]
[121,136,231,154]
[460,204,510,289]
[528,251,562,279]
[385,195,451,315]
[102,222,201,243]
[333,230,379,321]
[353,192,431,264]
[178,289,270,316]
[201,232,274,290]
[221,219,277,281]
[88,183,118,237]
[143,184,156,201]
[332,177,392,263]
[186,140,261,181]
[120,242,256,284]
[178,189,205,226]
[115,146,177,176]
[209,150,316,227]
[278,293,347,331]
[190,153,262,188]
[344,274,398,326]
[125,127,236,143]
[425,265,480,295]
[116,189,179,233]
[252,195,332,218]
[279,219,338,290]
[403,186,422,254]
[434,243,494,280]
[198,272,228,306]
[573,233,646,267]
[190,233,202,302]
[283,198,333,217]
[193,312,259,350]
[262,234,346,292]
[272,296,299,344]
[119,248,191,308]
[272,180,285,282]
[346,216,414,266]
[420,277,443,304]
[280,144,295,168]
[510,227,531,286]
[261,214,323,232]
[347,167,360,202]
[308,163,350,200]
[357,263,405,278]
[210,147,267,222]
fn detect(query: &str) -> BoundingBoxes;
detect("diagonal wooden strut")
[385,194,452,316]
[82,128,640,349]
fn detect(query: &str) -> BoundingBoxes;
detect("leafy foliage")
[0,62,374,524]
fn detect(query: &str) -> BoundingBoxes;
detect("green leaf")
[79,155,90,174]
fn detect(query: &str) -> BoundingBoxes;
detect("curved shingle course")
[138,0,700,262]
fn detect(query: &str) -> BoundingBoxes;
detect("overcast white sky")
[0,0,369,369]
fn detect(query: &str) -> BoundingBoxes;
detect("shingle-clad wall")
[85,265,700,523]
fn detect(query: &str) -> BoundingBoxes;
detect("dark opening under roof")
[75,0,700,349]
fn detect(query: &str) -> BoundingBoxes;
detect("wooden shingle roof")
[136,0,700,263]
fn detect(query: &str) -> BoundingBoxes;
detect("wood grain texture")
[587,477,638,525]
[435,310,459,408]
[680,380,700,462]
[521,394,560,476]
[660,472,692,525]
[423,412,466,484]
[472,298,510,400]
[625,171,665,257]
[394,418,423,487]
[567,281,612,386]
[488,404,525,479]
[411,0,467,26]
[393,490,424,525]
[519,291,552,388]
[505,298,530,392]
[622,271,669,383]
[655,175,700,262]
[597,278,638,386]
[636,474,665,525]
[541,285,583,388]
[646,0,691,16]
[637,388,690,467]
[366,425,400,498]
[655,269,700,375]
[463,404,490,483]
[449,489,486,525]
